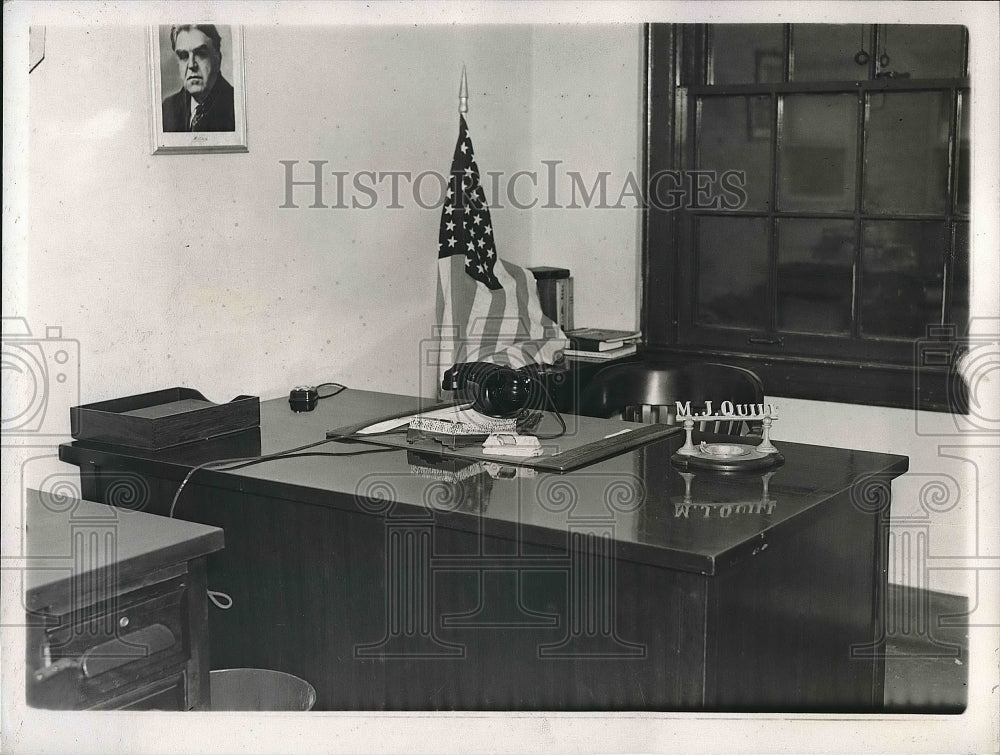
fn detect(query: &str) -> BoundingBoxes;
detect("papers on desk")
[354,414,421,435]
[355,403,512,435]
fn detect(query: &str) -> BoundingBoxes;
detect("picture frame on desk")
[148,24,248,154]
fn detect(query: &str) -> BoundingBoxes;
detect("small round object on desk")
[671,443,784,472]
[699,442,750,457]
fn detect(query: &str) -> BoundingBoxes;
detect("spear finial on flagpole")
[459,65,468,115]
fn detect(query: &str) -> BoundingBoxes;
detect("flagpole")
[459,65,468,115]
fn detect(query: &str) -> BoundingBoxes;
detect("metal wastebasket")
[209,669,316,711]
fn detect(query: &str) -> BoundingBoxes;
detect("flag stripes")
[435,115,566,372]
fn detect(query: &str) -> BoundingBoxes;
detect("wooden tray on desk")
[71,388,260,450]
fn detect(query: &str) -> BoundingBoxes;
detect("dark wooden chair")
[579,361,766,436]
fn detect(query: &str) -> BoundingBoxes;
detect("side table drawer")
[28,575,189,709]
[92,673,188,711]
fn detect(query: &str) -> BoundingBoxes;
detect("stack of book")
[564,328,641,361]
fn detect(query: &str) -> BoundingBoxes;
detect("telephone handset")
[442,362,544,418]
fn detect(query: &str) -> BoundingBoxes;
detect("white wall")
[19,23,999,596]
[528,25,645,331]
[27,24,535,404]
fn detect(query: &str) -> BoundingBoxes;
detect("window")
[644,24,970,411]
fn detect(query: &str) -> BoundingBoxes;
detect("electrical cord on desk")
[324,426,414,443]
[167,436,403,518]
[524,374,567,440]
[167,435,402,611]
[221,446,400,471]
[316,382,347,400]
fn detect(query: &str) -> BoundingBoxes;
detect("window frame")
[642,23,971,412]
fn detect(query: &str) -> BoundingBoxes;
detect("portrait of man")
[161,24,236,133]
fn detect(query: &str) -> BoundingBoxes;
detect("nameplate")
[675,401,779,421]
[673,399,781,465]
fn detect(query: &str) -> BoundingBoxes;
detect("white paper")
[354,403,476,435]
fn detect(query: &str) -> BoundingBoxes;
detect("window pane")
[777,219,855,334]
[778,94,857,212]
[876,25,966,79]
[864,91,950,215]
[950,223,969,330]
[861,221,946,338]
[790,24,867,82]
[695,217,769,329]
[710,25,784,85]
[956,91,970,215]
[697,96,772,211]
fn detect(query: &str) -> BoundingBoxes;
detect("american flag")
[436,116,567,371]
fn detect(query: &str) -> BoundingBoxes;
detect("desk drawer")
[91,673,187,711]
[28,576,190,709]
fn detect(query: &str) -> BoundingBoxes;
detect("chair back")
[579,361,765,436]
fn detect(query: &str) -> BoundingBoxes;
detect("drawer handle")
[81,623,176,678]
[33,657,80,682]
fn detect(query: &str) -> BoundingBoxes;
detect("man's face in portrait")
[173,28,220,101]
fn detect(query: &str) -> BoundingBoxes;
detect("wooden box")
[70,388,260,450]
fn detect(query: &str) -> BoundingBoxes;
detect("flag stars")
[439,118,503,291]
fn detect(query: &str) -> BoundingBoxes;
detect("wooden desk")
[24,489,224,710]
[59,389,907,711]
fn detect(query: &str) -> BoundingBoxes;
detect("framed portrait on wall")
[148,25,248,154]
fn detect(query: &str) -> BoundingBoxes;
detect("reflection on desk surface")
[672,469,778,519]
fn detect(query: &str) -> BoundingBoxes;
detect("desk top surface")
[60,389,908,575]
[24,489,224,610]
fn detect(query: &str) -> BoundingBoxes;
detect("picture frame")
[148,25,248,154]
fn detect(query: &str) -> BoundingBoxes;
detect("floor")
[882,585,968,713]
